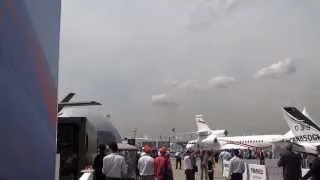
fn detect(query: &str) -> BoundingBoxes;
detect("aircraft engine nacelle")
[211,129,228,137]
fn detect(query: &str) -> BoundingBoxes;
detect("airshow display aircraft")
[283,106,320,154]
[186,114,292,151]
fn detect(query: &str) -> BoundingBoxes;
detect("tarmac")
[171,159,282,180]
[171,159,226,180]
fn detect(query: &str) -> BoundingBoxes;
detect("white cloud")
[254,58,296,79]
[169,80,202,91]
[151,93,179,107]
[208,76,237,88]
[168,76,237,90]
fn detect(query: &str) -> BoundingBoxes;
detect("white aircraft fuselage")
[186,114,291,151]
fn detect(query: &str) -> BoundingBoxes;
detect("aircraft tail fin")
[195,114,211,132]
[302,107,312,120]
[283,106,320,136]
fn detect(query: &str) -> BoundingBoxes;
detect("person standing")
[93,144,107,180]
[207,151,215,180]
[175,151,182,170]
[102,142,127,180]
[138,145,155,180]
[200,150,209,180]
[184,150,195,180]
[229,150,245,180]
[155,147,174,180]
[258,149,265,165]
[302,147,320,180]
[277,144,302,180]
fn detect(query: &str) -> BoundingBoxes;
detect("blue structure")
[0,0,61,179]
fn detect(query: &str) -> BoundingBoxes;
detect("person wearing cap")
[93,144,107,180]
[155,147,174,180]
[278,144,302,180]
[302,146,320,180]
[138,145,155,180]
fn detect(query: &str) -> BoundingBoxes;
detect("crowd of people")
[92,143,218,180]
[92,142,320,180]
[92,143,175,180]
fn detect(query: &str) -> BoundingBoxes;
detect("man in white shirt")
[138,145,155,180]
[184,150,195,180]
[102,142,126,180]
[175,151,182,169]
[229,150,245,180]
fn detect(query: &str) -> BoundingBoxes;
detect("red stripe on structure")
[5,0,57,125]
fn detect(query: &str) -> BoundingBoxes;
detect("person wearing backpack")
[155,147,174,180]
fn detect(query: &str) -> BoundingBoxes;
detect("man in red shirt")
[154,147,174,180]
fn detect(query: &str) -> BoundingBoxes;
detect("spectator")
[175,151,182,170]
[278,144,302,180]
[302,146,320,180]
[138,145,155,180]
[102,143,127,180]
[155,147,174,180]
[93,144,106,180]
[229,150,245,180]
[184,150,195,180]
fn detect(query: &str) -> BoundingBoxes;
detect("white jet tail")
[195,114,211,132]
[283,106,320,137]
[302,107,312,120]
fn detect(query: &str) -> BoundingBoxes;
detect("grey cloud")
[151,93,179,107]
[254,58,296,79]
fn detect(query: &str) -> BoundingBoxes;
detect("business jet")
[282,106,320,154]
[186,114,292,151]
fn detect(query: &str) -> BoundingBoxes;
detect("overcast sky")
[59,0,320,137]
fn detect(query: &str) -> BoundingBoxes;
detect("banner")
[223,160,231,178]
[248,164,267,180]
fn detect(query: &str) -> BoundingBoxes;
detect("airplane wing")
[58,101,102,113]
